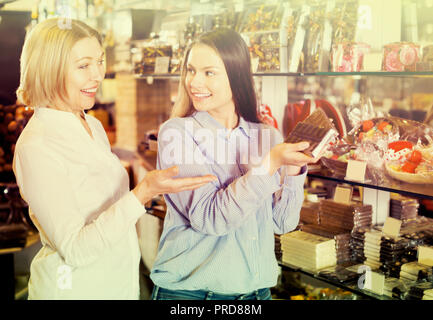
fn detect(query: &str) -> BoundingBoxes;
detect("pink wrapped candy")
[331,42,370,72]
[382,42,420,72]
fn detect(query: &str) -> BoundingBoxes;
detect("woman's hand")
[263,142,320,176]
[132,166,217,204]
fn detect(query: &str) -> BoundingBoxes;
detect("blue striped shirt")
[150,111,307,294]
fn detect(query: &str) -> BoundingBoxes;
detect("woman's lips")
[81,87,98,98]
[190,92,212,101]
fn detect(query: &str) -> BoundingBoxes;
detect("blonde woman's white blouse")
[13,107,145,299]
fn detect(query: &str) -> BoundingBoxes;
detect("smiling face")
[56,37,105,114]
[185,44,235,120]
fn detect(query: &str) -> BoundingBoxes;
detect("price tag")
[362,52,383,71]
[345,159,367,182]
[333,185,352,204]
[364,269,385,295]
[418,246,433,266]
[154,56,170,74]
[382,217,402,238]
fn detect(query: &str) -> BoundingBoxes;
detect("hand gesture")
[133,166,217,204]
[263,142,320,175]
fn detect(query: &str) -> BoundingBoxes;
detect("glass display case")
[131,0,433,301]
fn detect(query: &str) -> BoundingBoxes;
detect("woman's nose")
[189,72,205,88]
[91,64,105,82]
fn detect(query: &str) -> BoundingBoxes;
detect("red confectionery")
[362,120,374,132]
[401,161,418,173]
[388,140,413,152]
[407,150,422,165]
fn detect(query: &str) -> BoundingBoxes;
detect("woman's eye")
[79,64,89,69]
[98,59,105,65]
[187,68,195,74]
[206,71,215,76]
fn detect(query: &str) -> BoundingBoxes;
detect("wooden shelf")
[0,231,40,255]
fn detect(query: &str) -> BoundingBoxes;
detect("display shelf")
[0,231,39,300]
[0,230,39,255]
[307,170,433,201]
[134,71,433,79]
[278,261,395,300]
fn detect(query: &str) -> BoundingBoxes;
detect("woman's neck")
[208,105,238,130]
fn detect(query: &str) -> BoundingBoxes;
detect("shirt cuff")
[123,191,147,222]
[282,165,308,189]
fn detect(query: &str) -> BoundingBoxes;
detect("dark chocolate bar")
[285,108,338,158]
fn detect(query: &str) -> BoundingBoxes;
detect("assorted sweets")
[322,112,433,184]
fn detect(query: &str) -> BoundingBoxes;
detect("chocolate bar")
[285,108,338,158]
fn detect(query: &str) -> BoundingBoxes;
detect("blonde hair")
[17,18,102,107]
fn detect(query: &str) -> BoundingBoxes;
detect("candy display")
[319,199,372,231]
[331,42,370,72]
[389,195,419,223]
[382,42,420,72]
[400,262,432,283]
[322,109,433,185]
[248,32,281,72]
[280,230,337,272]
[300,224,352,264]
[423,289,433,300]
[385,143,433,184]
[134,40,172,75]
[300,201,321,225]
[240,4,283,33]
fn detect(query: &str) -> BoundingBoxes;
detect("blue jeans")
[151,285,272,300]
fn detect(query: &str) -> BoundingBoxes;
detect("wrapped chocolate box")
[331,42,370,72]
[382,42,420,72]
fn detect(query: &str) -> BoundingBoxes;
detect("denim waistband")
[152,285,271,300]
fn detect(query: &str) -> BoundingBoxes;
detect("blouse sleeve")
[269,129,308,234]
[157,120,285,236]
[13,142,145,268]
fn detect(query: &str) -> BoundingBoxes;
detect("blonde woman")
[13,18,215,300]
[150,28,319,300]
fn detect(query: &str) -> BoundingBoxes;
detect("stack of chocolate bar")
[300,224,352,264]
[319,199,372,231]
[407,282,433,300]
[280,230,337,272]
[363,230,383,270]
[274,234,282,261]
[379,236,412,276]
[422,288,433,300]
[400,261,432,282]
[384,277,413,299]
[350,227,370,264]
[400,216,433,246]
[285,108,339,158]
[299,201,320,225]
[364,230,413,272]
[390,195,419,225]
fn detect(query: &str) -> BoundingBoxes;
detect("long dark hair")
[172,28,261,123]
